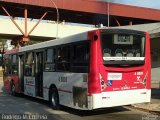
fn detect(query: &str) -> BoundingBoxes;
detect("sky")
[97,0,160,9]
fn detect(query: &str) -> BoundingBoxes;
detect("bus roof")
[19,31,88,52]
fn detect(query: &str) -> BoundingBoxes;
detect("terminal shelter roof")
[0,0,160,26]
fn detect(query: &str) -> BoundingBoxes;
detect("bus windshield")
[101,32,145,66]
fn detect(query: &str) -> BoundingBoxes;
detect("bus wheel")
[10,83,16,96]
[49,87,60,109]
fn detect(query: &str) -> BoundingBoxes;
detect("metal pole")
[24,8,28,37]
[1,6,25,35]
[27,12,48,36]
[114,17,120,26]
[107,0,110,27]
[50,0,59,38]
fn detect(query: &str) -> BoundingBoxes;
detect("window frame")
[44,47,56,72]
[24,51,35,76]
[70,41,90,73]
[11,54,18,75]
[56,45,71,72]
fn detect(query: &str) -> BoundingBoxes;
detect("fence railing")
[151,80,160,89]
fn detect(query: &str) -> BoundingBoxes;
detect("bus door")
[35,52,43,97]
[19,55,24,92]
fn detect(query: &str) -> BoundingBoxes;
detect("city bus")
[3,28,151,110]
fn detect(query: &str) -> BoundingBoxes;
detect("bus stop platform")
[132,88,160,113]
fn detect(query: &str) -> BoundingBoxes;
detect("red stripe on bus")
[58,89,72,93]
[43,87,49,89]
[43,87,72,94]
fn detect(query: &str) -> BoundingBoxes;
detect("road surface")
[0,77,155,120]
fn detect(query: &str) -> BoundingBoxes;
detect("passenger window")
[57,46,70,71]
[44,48,55,71]
[25,52,34,76]
[4,55,12,75]
[71,42,90,73]
[73,43,89,66]
[12,54,18,74]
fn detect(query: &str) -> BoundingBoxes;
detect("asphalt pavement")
[0,77,149,120]
[0,76,160,113]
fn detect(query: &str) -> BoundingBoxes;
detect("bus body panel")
[88,30,101,95]
[90,89,150,109]
[96,30,151,93]
[43,72,88,108]
[24,76,36,97]
[88,29,151,110]
[98,66,150,91]
[4,75,20,93]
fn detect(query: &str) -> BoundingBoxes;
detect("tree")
[0,39,8,67]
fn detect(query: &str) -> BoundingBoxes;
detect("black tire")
[49,87,60,110]
[10,83,16,96]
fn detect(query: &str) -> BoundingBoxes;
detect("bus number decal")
[135,72,143,76]
[134,72,143,81]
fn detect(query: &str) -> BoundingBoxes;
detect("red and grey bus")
[3,28,151,110]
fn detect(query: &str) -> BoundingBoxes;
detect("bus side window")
[12,54,18,74]
[57,46,70,71]
[5,55,12,75]
[4,55,11,75]
[71,42,89,73]
[44,48,56,71]
[24,52,34,76]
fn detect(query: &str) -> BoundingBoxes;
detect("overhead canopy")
[0,0,160,26]
[0,33,55,41]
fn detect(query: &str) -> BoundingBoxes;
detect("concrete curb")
[132,103,160,112]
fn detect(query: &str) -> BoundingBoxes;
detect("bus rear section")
[3,49,20,95]
[87,29,151,109]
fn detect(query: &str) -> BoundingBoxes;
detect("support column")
[27,12,48,36]
[1,6,25,35]
[24,8,28,37]
[1,6,48,45]
[114,18,120,26]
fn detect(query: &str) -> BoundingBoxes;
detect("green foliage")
[19,41,41,47]
[0,70,3,77]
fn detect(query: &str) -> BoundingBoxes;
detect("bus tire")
[49,87,60,110]
[10,82,16,96]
